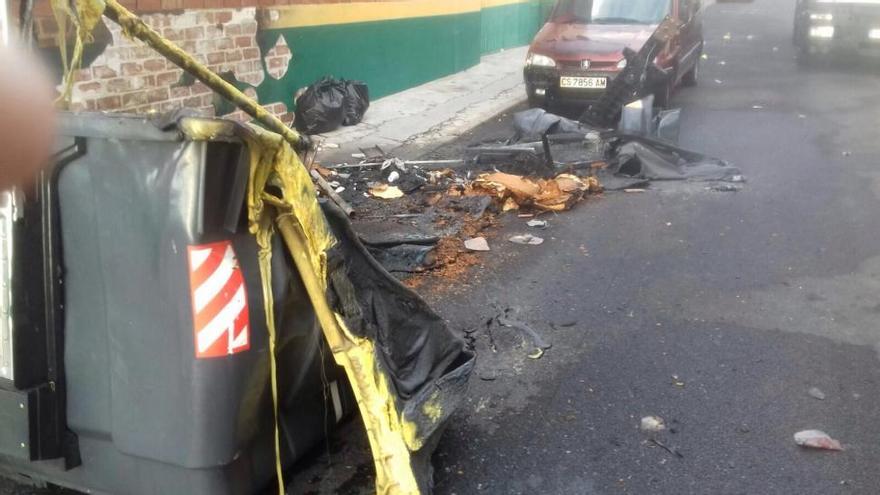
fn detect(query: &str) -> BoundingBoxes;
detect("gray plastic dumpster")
[0,113,352,494]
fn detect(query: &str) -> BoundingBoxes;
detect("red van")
[524,0,704,108]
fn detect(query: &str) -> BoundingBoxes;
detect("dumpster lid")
[56,111,244,144]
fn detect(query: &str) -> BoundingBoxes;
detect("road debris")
[794,430,843,451]
[367,243,437,273]
[527,219,548,229]
[496,310,552,359]
[464,237,491,252]
[808,387,827,400]
[472,172,599,212]
[310,169,354,215]
[509,234,545,246]
[368,184,404,199]
[649,438,684,458]
[314,99,738,283]
[513,107,590,142]
[552,318,577,328]
[710,184,740,192]
[640,416,666,432]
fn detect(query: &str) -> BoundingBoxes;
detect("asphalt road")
[7,0,880,494]
[425,1,880,493]
[298,0,880,493]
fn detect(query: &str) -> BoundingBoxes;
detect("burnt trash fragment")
[513,108,591,142]
[358,224,441,274]
[464,237,491,252]
[465,144,554,178]
[359,145,387,162]
[794,430,843,451]
[396,171,429,194]
[357,227,439,248]
[496,310,552,357]
[641,416,666,432]
[608,135,743,182]
[508,234,544,246]
[619,96,656,136]
[617,95,681,144]
[654,108,681,144]
[367,244,437,274]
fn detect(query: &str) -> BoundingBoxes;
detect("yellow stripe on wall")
[482,0,533,8]
[264,0,535,29]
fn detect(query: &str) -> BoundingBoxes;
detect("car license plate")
[560,76,607,89]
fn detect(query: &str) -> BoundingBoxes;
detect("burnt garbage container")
[0,113,352,494]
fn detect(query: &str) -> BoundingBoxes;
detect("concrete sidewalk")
[316,46,529,164]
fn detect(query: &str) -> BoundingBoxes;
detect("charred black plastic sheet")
[609,134,744,182]
[513,108,590,142]
[322,203,475,491]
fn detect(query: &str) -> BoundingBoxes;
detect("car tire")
[682,61,699,87]
[795,43,814,66]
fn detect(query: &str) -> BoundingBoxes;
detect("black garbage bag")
[342,80,370,126]
[295,77,370,134]
[294,77,346,134]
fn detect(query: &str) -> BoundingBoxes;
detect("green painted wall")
[480,1,547,55]
[254,1,554,110]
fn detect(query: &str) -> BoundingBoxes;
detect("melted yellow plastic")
[242,125,423,494]
[51,0,106,107]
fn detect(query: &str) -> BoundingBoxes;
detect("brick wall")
[33,1,297,123]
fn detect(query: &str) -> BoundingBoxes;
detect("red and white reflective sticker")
[187,241,250,359]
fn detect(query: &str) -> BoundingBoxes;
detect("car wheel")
[682,60,699,87]
[795,43,814,66]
